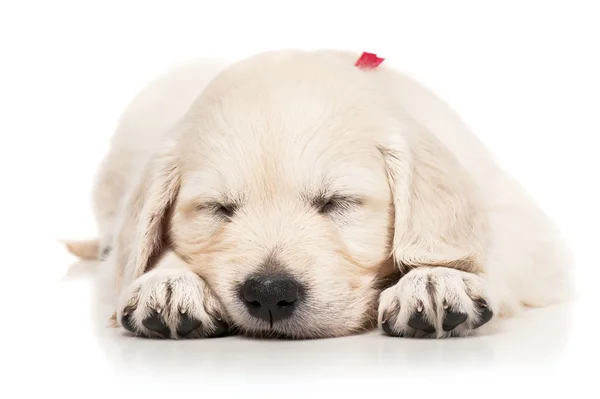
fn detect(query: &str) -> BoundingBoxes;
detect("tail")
[63,239,100,260]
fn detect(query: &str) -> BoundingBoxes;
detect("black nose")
[241,274,302,325]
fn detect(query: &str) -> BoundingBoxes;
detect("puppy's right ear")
[379,123,487,274]
[112,140,181,290]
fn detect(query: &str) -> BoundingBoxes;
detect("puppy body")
[78,50,570,339]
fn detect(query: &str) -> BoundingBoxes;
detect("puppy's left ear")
[112,139,181,288]
[379,125,488,273]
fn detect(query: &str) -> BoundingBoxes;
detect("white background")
[1,1,598,398]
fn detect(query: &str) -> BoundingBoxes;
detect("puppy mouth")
[238,321,297,339]
[233,301,312,339]
[231,310,371,340]
[247,304,297,329]
[227,297,324,339]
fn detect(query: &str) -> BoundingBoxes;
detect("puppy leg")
[116,250,229,339]
[378,267,494,338]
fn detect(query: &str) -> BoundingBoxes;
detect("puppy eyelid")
[197,201,237,219]
[313,194,363,214]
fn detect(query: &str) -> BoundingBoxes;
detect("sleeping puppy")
[67,49,571,339]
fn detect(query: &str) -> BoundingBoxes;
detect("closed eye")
[198,202,237,220]
[313,194,363,214]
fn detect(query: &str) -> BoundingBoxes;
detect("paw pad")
[407,310,435,334]
[177,313,202,337]
[142,311,171,338]
[378,267,495,338]
[442,310,468,331]
[117,270,230,339]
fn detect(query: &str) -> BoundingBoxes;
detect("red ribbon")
[355,52,385,69]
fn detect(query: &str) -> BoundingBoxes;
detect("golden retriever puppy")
[67,50,571,339]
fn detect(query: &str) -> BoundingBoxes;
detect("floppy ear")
[113,140,181,289]
[379,126,487,273]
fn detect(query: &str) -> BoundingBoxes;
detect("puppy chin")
[232,311,373,340]
[237,324,345,340]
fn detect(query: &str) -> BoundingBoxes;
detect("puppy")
[67,50,571,339]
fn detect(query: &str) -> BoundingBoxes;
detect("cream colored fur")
[68,50,571,339]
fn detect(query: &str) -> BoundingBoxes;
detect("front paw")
[378,267,494,338]
[116,269,229,339]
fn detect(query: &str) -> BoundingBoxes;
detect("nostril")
[276,299,296,308]
[248,300,261,308]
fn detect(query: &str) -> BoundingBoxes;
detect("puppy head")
[124,51,485,338]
